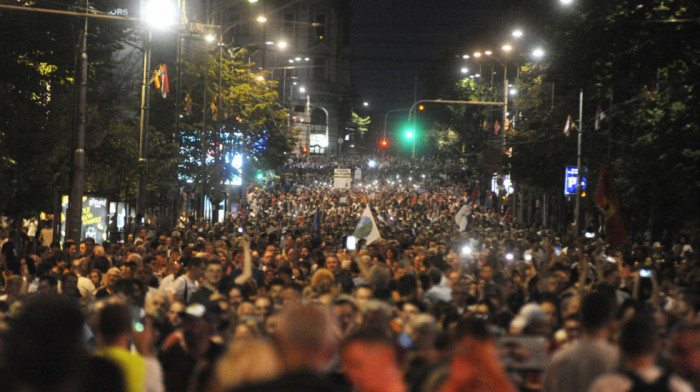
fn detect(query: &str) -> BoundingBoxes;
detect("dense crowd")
[0,155,699,392]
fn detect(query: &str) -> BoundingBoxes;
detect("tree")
[0,1,130,220]
[177,48,295,214]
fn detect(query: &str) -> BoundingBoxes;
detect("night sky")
[350,0,503,116]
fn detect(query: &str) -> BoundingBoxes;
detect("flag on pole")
[482,119,488,131]
[469,186,479,205]
[563,114,572,136]
[454,204,469,232]
[210,97,218,121]
[184,90,192,115]
[160,64,170,98]
[594,106,605,130]
[152,67,162,90]
[353,206,381,245]
[595,164,628,249]
[494,120,500,135]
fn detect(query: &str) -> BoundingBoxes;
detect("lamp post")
[136,0,177,219]
[67,1,88,244]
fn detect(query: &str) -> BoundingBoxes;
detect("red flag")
[595,164,628,249]
[160,64,170,98]
[563,114,572,136]
[494,120,500,135]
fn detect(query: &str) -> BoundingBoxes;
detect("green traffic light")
[406,130,414,139]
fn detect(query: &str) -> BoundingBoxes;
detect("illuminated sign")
[564,167,587,196]
[60,195,109,243]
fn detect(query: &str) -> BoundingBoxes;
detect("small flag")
[160,64,170,98]
[210,97,218,121]
[595,164,628,249]
[469,186,479,205]
[494,120,500,135]
[482,119,488,131]
[353,206,381,245]
[151,67,162,90]
[184,90,192,115]
[594,106,605,130]
[563,115,572,136]
[454,204,469,232]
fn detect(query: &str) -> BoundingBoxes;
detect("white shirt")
[170,274,199,303]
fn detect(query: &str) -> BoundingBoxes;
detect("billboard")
[564,167,587,196]
[60,195,109,244]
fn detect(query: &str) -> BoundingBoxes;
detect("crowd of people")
[0,154,699,392]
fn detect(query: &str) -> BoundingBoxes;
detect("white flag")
[353,206,381,245]
[563,114,572,137]
[455,204,469,232]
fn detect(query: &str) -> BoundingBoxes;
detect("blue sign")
[564,167,587,196]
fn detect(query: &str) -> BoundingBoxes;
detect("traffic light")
[418,104,424,111]
[255,171,264,181]
[380,138,389,148]
[301,146,308,155]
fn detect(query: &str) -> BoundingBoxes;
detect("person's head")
[145,289,169,319]
[38,275,58,295]
[89,269,102,288]
[105,267,122,288]
[186,257,206,280]
[204,260,223,286]
[354,285,373,311]
[5,295,87,390]
[254,296,273,322]
[342,328,405,392]
[268,279,285,305]
[618,315,659,361]
[670,323,700,381]
[325,255,340,275]
[580,290,617,334]
[167,301,186,328]
[61,272,79,298]
[274,303,338,373]
[332,296,359,336]
[97,302,132,346]
[5,275,23,297]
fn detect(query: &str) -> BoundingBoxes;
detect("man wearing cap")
[159,303,224,392]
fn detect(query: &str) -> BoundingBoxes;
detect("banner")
[595,164,628,248]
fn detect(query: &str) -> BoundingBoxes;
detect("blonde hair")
[214,337,281,390]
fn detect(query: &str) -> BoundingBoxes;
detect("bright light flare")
[532,48,545,58]
[143,0,178,29]
[512,29,523,38]
[461,245,472,256]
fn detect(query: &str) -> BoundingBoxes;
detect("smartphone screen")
[346,235,356,251]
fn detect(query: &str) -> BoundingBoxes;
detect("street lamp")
[136,0,177,218]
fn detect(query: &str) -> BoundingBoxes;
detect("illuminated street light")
[560,0,573,4]
[484,50,493,56]
[512,29,523,38]
[502,44,512,52]
[460,67,469,74]
[256,15,267,23]
[205,34,216,43]
[363,101,369,107]
[532,47,545,58]
[473,51,482,58]
[143,0,177,29]
[462,54,470,59]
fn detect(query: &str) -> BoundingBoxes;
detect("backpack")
[621,369,672,392]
